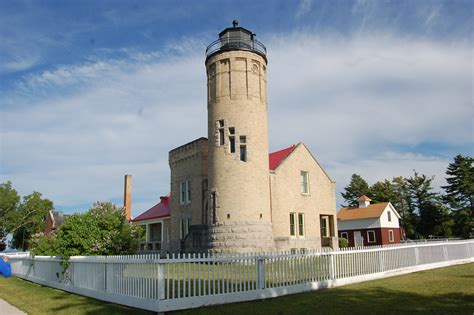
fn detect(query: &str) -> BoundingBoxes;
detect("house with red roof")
[337,195,402,247]
[132,196,171,252]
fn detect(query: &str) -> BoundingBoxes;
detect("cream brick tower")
[205,21,275,253]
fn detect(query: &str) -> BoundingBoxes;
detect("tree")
[341,174,370,207]
[31,201,144,258]
[370,180,397,203]
[9,192,53,250]
[442,154,474,238]
[406,171,452,238]
[0,181,20,249]
[391,176,415,239]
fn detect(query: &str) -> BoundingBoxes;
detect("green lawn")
[0,276,153,315]
[0,263,472,314]
[174,263,474,315]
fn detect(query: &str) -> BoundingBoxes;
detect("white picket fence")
[7,240,474,312]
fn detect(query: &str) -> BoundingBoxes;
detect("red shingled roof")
[133,195,170,222]
[269,144,297,170]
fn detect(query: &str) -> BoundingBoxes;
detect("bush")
[30,201,144,258]
[339,237,349,248]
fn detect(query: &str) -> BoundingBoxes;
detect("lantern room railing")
[205,36,267,60]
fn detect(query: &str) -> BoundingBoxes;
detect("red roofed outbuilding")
[132,195,171,252]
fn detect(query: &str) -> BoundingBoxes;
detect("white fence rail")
[7,240,474,312]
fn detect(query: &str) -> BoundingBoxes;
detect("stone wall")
[169,138,208,252]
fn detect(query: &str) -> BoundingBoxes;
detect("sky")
[0,0,473,217]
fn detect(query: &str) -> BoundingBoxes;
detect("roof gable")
[268,144,297,170]
[337,202,390,221]
[133,195,171,222]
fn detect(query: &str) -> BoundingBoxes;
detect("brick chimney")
[124,175,132,222]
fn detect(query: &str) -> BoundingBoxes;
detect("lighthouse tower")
[205,21,275,253]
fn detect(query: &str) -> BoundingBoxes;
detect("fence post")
[414,247,420,266]
[257,258,266,290]
[157,262,165,300]
[443,244,449,261]
[329,254,335,280]
[377,250,384,272]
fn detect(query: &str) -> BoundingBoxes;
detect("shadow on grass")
[174,286,474,315]
[48,293,152,315]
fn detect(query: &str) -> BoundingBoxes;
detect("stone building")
[135,21,338,253]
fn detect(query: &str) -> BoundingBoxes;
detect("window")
[367,230,376,243]
[228,128,236,153]
[149,223,162,242]
[389,230,394,242]
[218,120,225,145]
[387,211,392,222]
[180,218,191,240]
[229,137,235,153]
[320,216,329,237]
[239,136,247,162]
[298,213,305,236]
[179,180,192,204]
[341,232,348,240]
[289,212,296,236]
[300,171,309,194]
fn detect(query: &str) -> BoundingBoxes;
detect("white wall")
[379,204,400,228]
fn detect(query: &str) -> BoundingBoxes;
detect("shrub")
[339,237,349,248]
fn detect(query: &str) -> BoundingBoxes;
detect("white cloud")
[295,0,312,19]
[1,32,471,217]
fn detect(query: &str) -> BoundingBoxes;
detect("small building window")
[179,180,192,205]
[389,230,394,242]
[298,213,305,236]
[341,232,348,240]
[387,211,392,222]
[289,212,296,236]
[367,230,376,243]
[300,171,309,194]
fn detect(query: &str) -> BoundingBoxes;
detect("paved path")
[0,298,26,315]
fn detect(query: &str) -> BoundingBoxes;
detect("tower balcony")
[205,20,267,62]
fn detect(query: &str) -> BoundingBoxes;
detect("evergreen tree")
[341,174,370,207]
[391,176,416,239]
[370,180,397,203]
[442,154,474,238]
[406,171,452,238]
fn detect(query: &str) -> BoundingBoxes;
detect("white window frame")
[341,232,348,240]
[298,213,305,237]
[387,211,392,222]
[388,230,394,242]
[367,230,376,243]
[179,180,192,205]
[300,171,310,194]
[289,212,296,236]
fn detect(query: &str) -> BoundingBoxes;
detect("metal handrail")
[205,37,267,58]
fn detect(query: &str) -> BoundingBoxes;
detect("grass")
[0,276,153,315]
[0,263,472,314]
[174,263,474,315]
